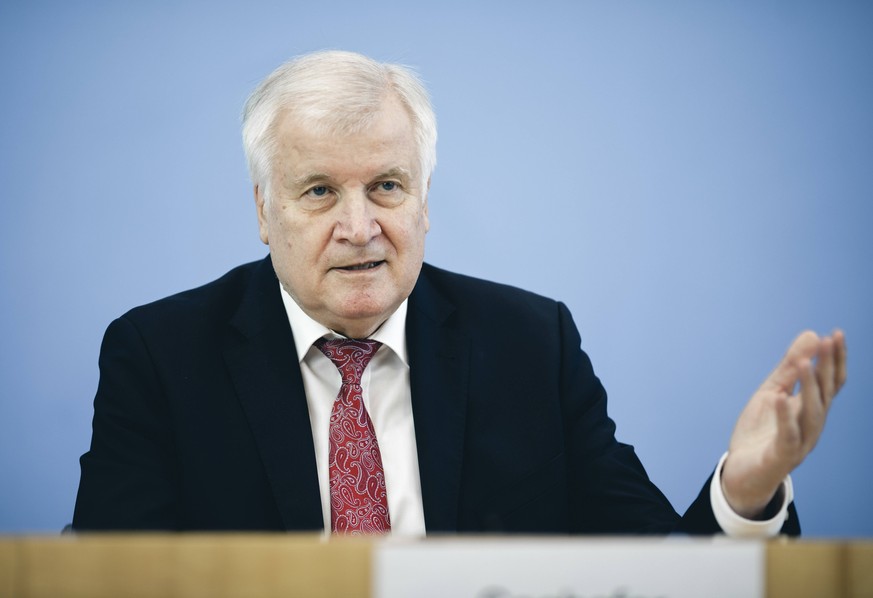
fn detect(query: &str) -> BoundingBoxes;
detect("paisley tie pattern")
[314,338,391,534]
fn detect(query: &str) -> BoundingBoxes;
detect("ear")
[254,185,269,245]
[423,176,431,233]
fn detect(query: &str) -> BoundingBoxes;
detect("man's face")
[255,94,430,338]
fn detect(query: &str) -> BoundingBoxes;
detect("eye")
[307,186,329,197]
[369,179,405,207]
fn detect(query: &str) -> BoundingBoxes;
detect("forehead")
[273,95,420,180]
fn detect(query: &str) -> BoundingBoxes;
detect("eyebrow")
[290,167,414,189]
[290,173,332,188]
[373,167,413,182]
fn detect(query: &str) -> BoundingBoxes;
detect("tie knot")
[314,338,382,385]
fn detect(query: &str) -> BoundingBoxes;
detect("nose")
[333,192,382,246]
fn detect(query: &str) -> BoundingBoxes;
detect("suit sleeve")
[72,316,180,530]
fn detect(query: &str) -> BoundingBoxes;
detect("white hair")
[242,50,437,201]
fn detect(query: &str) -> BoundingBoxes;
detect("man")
[73,50,846,536]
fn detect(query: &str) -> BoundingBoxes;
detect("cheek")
[270,207,305,246]
[265,213,299,264]
[276,217,336,271]
[395,218,428,270]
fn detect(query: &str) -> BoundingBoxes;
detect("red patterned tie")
[314,338,391,534]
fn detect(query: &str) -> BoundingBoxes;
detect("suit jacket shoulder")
[74,256,324,531]
[119,259,267,334]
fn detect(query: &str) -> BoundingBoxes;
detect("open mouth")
[337,261,384,271]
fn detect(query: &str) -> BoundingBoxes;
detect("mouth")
[336,260,385,272]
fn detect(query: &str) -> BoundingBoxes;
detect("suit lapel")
[407,267,471,532]
[222,257,323,531]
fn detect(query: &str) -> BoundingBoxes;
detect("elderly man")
[73,50,846,536]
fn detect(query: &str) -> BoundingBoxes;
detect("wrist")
[721,454,786,518]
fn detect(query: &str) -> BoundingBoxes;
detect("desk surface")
[1,535,871,598]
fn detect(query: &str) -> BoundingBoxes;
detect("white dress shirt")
[280,286,427,536]
[278,283,791,537]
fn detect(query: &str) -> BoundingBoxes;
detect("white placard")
[374,537,763,598]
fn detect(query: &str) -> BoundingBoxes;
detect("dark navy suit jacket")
[73,256,798,535]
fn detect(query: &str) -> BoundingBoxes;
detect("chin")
[332,302,398,333]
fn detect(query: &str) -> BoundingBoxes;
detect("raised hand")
[720,330,847,518]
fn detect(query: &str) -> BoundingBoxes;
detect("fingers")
[816,337,835,407]
[798,357,824,448]
[812,329,847,409]
[785,330,845,458]
[768,329,848,400]
[767,330,820,392]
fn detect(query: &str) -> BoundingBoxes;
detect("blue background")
[1,1,870,536]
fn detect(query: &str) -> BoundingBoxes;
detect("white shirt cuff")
[709,451,794,538]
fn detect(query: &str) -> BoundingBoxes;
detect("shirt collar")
[279,283,409,365]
